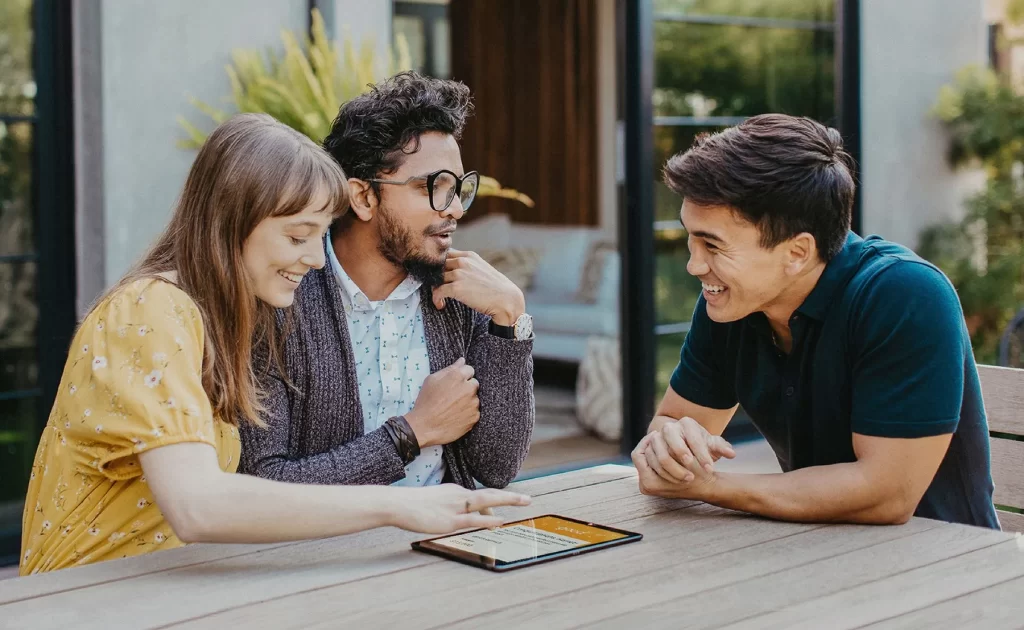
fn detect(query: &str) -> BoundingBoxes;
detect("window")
[393,1,451,79]
[651,0,838,417]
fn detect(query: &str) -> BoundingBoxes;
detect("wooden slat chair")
[978,365,1024,533]
[998,308,1024,368]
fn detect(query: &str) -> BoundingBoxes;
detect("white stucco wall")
[98,0,308,287]
[328,0,394,67]
[859,0,988,248]
[89,0,393,295]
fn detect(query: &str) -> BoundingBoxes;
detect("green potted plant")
[177,9,533,208]
[922,66,1024,363]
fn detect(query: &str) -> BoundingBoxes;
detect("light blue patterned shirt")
[327,240,446,486]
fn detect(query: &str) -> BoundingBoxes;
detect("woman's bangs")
[272,151,350,219]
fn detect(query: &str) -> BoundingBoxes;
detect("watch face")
[514,313,533,340]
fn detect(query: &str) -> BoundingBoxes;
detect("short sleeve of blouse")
[62,279,218,480]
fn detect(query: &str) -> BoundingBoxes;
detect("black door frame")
[619,0,656,454]
[34,0,78,416]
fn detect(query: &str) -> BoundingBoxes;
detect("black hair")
[663,113,856,261]
[323,71,474,186]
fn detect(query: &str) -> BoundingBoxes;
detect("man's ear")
[783,232,818,276]
[347,178,378,223]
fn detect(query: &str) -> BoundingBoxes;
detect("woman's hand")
[388,484,531,534]
[140,442,531,544]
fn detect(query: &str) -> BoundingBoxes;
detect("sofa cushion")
[527,299,619,337]
[531,334,591,363]
[596,249,620,307]
[576,241,618,303]
[478,247,543,291]
[509,224,592,297]
[453,213,511,251]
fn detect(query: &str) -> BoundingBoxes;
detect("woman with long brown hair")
[20,114,528,575]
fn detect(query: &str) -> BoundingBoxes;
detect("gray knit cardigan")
[237,250,536,489]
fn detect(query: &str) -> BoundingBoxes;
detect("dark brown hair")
[95,113,349,426]
[663,113,856,261]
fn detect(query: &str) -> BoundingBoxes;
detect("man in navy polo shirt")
[633,114,999,529]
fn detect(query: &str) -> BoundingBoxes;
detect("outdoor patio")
[523,385,781,478]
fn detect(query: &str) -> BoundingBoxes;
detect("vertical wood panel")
[450,0,599,226]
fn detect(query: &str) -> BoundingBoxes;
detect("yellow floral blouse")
[20,279,240,575]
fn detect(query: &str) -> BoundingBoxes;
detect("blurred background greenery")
[178,9,534,208]
[0,0,40,550]
[921,3,1024,365]
[651,0,835,399]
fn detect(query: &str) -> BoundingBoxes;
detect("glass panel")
[0,121,34,256]
[654,125,725,223]
[0,261,38,390]
[394,15,428,76]
[0,0,35,116]
[655,238,702,326]
[654,0,834,22]
[654,22,835,119]
[433,18,451,79]
[655,332,687,400]
[0,396,39,550]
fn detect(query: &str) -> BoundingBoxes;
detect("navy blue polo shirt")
[671,232,999,529]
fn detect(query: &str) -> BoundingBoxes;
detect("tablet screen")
[423,515,634,564]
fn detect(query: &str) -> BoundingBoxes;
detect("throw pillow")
[477,247,543,292]
[576,242,617,303]
[575,335,621,442]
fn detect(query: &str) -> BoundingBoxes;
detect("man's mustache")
[424,221,458,236]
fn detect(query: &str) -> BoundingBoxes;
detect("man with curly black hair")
[239,72,536,491]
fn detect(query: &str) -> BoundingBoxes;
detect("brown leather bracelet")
[383,415,421,464]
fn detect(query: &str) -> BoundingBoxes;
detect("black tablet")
[411,514,642,572]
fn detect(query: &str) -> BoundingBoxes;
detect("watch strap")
[488,319,516,339]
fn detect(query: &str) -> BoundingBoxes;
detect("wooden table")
[2,465,1023,629]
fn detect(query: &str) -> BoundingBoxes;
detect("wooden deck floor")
[521,385,780,477]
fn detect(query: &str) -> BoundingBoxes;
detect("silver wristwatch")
[489,312,533,341]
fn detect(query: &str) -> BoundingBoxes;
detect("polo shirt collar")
[795,231,864,321]
[741,231,864,333]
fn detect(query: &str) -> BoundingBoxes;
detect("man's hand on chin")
[431,249,525,324]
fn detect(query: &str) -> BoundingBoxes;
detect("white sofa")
[454,214,619,363]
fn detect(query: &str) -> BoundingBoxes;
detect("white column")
[859,0,988,248]
[326,0,394,75]
[98,0,308,286]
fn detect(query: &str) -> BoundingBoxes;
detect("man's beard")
[376,205,448,287]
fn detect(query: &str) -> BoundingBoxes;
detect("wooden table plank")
[720,536,1024,630]
[510,464,638,496]
[0,471,658,629]
[0,541,303,606]
[861,574,1024,630]
[2,464,1019,630]
[424,519,940,630]
[583,521,1013,630]
[173,504,824,629]
[0,465,635,606]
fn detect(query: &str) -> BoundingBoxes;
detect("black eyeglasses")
[369,169,480,212]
